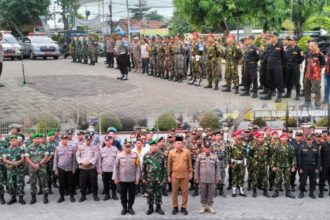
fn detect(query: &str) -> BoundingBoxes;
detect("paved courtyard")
[0,57,305,123]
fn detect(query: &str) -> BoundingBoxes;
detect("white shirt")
[141,44,149,59]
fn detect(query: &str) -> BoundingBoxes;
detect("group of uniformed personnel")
[1,124,330,216]
[70,35,98,65]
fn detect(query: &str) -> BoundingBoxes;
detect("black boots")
[127,206,135,215]
[7,195,17,205]
[204,82,212,89]
[286,190,295,199]
[79,194,86,202]
[252,188,257,197]
[30,193,36,204]
[214,82,219,90]
[146,205,154,215]
[222,86,231,92]
[282,92,291,98]
[263,189,270,197]
[261,91,272,100]
[162,187,168,196]
[192,187,199,197]
[112,190,118,200]
[271,191,279,198]
[18,196,26,205]
[43,193,48,204]
[93,193,100,201]
[275,92,282,103]
[57,195,65,203]
[0,194,5,204]
[155,204,165,215]
[104,192,110,201]
[219,185,226,197]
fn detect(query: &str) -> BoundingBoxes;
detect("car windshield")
[29,36,54,43]
[3,35,18,44]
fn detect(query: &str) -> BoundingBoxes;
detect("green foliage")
[96,113,122,133]
[145,11,164,21]
[36,115,61,134]
[137,118,148,127]
[120,117,136,131]
[282,19,295,32]
[297,36,312,53]
[252,118,266,128]
[303,15,330,33]
[157,113,177,131]
[254,35,262,48]
[316,117,328,127]
[283,117,297,127]
[199,112,220,129]
[56,0,80,30]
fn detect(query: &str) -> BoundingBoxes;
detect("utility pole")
[126,0,131,41]
[109,0,113,34]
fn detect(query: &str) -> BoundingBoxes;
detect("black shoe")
[222,87,231,92]
[43,193,48,204]
[252,92,258,98]
[219,187,226,198]
[261,91,272,100]
[181,207,188,215]
[263,190,270,198]
[18,196,26,205]
[282,93,291,98]
[192,190,199,197]
[286,191,295,199]
[222,84,229,88]
[146,205,154,215]
[240,91,250,96]
[232,193,237,197]
[7,196,16,205]
[156,205,165,215]
[162,188,168,196]
[298,192,304,198]
[172,207,179,215]
[319,191,324,198]
[234,87,239,94]
[101,189,105,195]
[0,84,5,87]
[57,196,65,203]
[259,89,268,95]
[30,194,36,204]
[272,191,279,198]
[240,88,247,91]
[269,186,273,191]
[48,189,53,195]
[93,194,100,201]
[103,194,110,201]
[70,195,75,202]
[204,84,212,89]
[227,185,232,190]
[128,207,135,215]
[112,191,119,200]
[239,193,247,197]
[279,187,284,192]
[213,85,219,90]
[121,208,127,215]
[310,192,316,199]
[79,195,86,202]
[252,188,257,197]
[0,194,5,204]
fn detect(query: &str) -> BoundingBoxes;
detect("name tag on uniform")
[275,48,281,50]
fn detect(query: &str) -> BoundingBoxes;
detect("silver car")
[2,33,22,60]
[20,36,60,60]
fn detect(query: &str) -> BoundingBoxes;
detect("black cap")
[270,32,279,37]
[66,129,74,135]
[295,132,303,136]
[158,137,165,142]
[175,136,183,142]
[306,134,313,140]
[61,134,68,139]
[85,135,92,141]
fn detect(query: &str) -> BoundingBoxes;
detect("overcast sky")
[48,0,174,28]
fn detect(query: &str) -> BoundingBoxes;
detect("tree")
[168,11,194,35]
[0,0,50,35]
[96,113,122,133]
[145,11,164,21]
[157,113,177,131]
[56,0,80,30]
[199,112,220,129]
[130,0,150,19]
[302,6,330,33]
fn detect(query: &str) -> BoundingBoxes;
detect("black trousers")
[283,63,289,91]
[266,64,284,93]
[107,52,114,66]
[299,166,316,192]
[116,54,128,75]
[142,58,149,74]
[319,166,330,190]
[120,182,135,209]
[102,172,116,192]
[0,62,2,78]
[287,62,301,93]
[244,64,258,92]
[259,63,267,88]
[58,168,75,196]
[290,169,301,188]
[79,168,98,195]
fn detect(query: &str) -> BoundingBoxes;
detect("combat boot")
[204,82,212,89]
[30,193,36,204]
[79,193,86,202]
[7,195,16,205]
[43,193,48,204]
[146,204,154,215]
[259,88,268,95]
[275,92,282,103]
[247,183,252,191]
[37,187,43,195]
[258,85,264,90]
[70,195,75,202]
[319,190,324,198]
[240,91,250,96]
[271,191,279,198]
[219,185,226,197]
[286,190,295,199]
[227,184,232,190]
[155,204,165,215]
[309,191,316,199]
[112,190,118,200]
[282,91,291,98]
[252,92,258,98]
[57,196,65,203]
[192,188,199,197]
[295,94,300,101]
[214,83,219,90]
[239,187,247,197]
[222,86,231,92]
[260,91,272,100]
[298,191,304,198]
[263,189,270,198]
[252,188,257,197]
[234,86,239,94]
[222,84,229,88]
[0,194,5,204]
[103,192,110,201]
[195,79,202,87]
[18,196,26,205]
[162,187,168,196]
[93,192,100,201]
[232,187,237,197]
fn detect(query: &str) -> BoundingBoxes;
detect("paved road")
[0,58,305,123]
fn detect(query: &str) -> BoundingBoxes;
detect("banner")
[75,16,101,28]
[140,28,169,36]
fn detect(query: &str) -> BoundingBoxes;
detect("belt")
[231,159,243,164]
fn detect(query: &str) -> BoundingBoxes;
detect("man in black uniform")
[290,131,304,192]
[298,134,320,199]
[319,133,330,198]
[282,36,304,100]
[240,35,260,98]
[261,32,286,103]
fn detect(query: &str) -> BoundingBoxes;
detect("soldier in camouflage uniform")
[149,37,158,76]
[249,133,271,197]
[157,137,168,196]
[71,37,77,62]
[229,130,247,197]
[189,32,202,86]
[211,130,228,197]
[157,37,166,78]
[268,131,280,191]
[25,133,50,204]
[77,38,83,63]
[3,136,26,205]
[142,139,166,215]
[88,36,97,65]
[271,133,296,198]
[82,37,89,64]
[204,34,221,90]
[0,139,6,204]
[173,35,185,82]
[222,34,243,94]
[45,131,57,193]
[164,40,174,80]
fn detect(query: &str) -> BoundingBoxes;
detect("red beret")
[264,127,271,132]
[193,32,199,37]
[271,131,279,136]
[232,129,243,138]
[280,133,288,139]
[208,33,214,38]
[256,132,264,138]
[227,34,235,39]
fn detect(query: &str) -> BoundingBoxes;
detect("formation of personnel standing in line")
[70,35,98,66]
[100,32,330,107]
[1,124,330,216]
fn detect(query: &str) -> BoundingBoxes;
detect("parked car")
[0,31,22,60]
[19,35,60,60]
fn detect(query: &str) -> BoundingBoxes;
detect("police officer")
[142,139,166,215]
[53,134,76,203]
[98,136,119,201]
[290,131,304,192]
[240,35,260,98]
[282,36,304,100]
[113,141,140,215]
[115,32,129,80]
[261,32,286,103]
[194,141,220,214]
[76,134,99,202]
[298,134,320,199]
[319,132,330,198]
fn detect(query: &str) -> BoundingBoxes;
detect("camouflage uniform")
[142,151,166,206]
[82,38,89,64]
[190,40,202,85]
[149,41,158,76]
[229,141,247,195]
[71,39,77,62]
[46,140,57,190]
[212,141,228,196]
[250,141,270,191]
[77,40,83,63]
[88,39,97,65]
[0,144,6,196]
[26,144,49,195]
[157,42,166,78]
[224,44,242,91]
[165,44,174,79]
[271,142,296,192]
[205,42,220,89]
[4,146,25,196]
[173,40,185,81]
